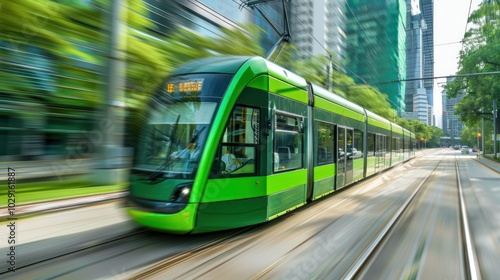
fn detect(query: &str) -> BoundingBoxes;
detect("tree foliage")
[125,24,265,108]
[427,126,445,148]
[446,1,500,128]
[286,54,397,120]
[460,126,481,148]
[0,0,265,110]
[0,0,448,147]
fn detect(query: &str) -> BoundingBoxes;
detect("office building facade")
[344,0,407,113]
[289,0,346,62]
[442,78,464,139]
[404,0,434,115]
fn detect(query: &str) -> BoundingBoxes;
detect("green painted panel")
[313,176,335,200]
[268,184,306,218]
[367,111,391,131]
[201,176,267,203]
[129,176,190,201]
[345,108,365,123]
[194,196,267,233]
[312,84,365,116]
[314,163,335,181]
[266,61,308,89]
[369,119,391,131]
[269,76,308,103]
[267,169,307,194]
[368,124,391,135]
[247,75,268,91]
[315,107,345,123]
[127,204,197,234]
[315,97,346,115]
[315,97,365,130]
[191,58,268,203]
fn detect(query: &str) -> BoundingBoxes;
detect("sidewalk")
[1,158,129,217]
[475,156,500,173]
[0,191,128,220]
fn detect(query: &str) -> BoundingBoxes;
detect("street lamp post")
[477,132,481,152]
[420,138,426,149]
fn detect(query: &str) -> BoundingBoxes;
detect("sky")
[432,0,483,128]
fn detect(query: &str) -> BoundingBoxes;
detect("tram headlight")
[170,183,192,203]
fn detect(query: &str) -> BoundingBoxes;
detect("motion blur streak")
[0,0,263,204]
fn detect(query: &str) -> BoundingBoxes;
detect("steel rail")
[0,228,148,275]
[342,151,447,279]
[456,157,481,280]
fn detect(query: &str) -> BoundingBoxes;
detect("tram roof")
[172,55,308,89]
[311,84,365,115]
[170,56,407,133]
[172,56,255,75]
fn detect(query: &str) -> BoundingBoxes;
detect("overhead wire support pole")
[244,0,291,61]
[482,112,485,157]
[326,55,333,91]
[494,100,497,158]
[97,0,127,185]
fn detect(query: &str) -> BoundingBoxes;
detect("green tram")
[126,56,416,234]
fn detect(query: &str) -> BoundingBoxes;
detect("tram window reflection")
[216,105,260,175]
[274,113,303,172]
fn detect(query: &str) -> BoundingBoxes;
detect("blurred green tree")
[126,24,265,108]
[446,2,500,134]
[286,54,396,120]
[427,126,444,148]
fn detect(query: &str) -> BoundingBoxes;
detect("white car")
[461,146,469,154]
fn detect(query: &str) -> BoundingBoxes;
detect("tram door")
[375,134,385,172]
[345,129,354,185]
[336,127,354,189]
[336,127,345,189]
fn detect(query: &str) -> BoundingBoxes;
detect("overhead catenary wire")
[234,0,326,67]
[461,0,474,53]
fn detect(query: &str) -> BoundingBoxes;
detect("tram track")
[456,155,481,280]
[8,149,489,279]
[127,156,425,279]
[343,150,480,279]
[127,184,380,279]
[128,226,263,279]
[127,150,444,280]
[0,227,149,275]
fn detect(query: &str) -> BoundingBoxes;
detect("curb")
[474,157,500,174]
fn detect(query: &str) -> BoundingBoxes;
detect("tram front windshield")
[134,74,232,178]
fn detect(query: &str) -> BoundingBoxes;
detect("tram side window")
[217,106,260,175]
[367,133,375,157]
[317,122,334,165]
[353,129,363,158]
[274,113,303,172]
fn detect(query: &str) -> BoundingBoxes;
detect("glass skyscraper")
[289,0,346,61]
[344,0,407,113]
[404,0,433,125]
